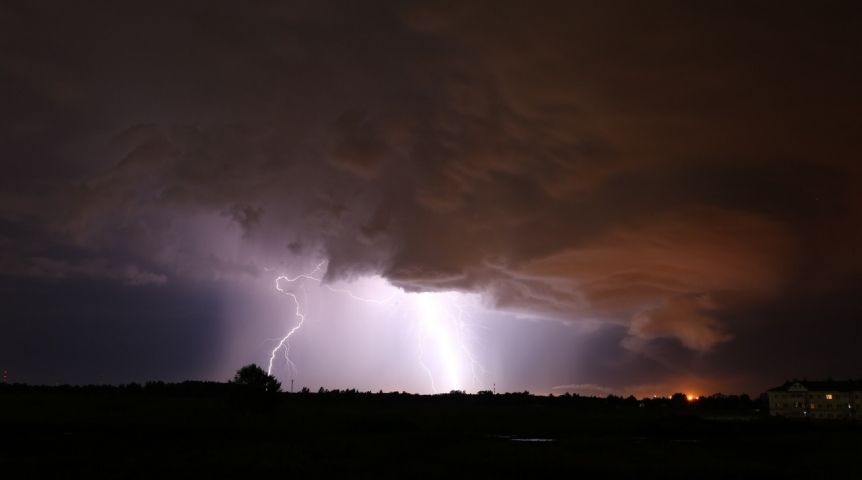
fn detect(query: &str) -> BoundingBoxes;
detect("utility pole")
[291,378,294,393]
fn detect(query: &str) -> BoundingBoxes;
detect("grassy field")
[1,387,859,477]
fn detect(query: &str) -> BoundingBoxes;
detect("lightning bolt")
[416,320,438,393]
[448,301,487,389]
[266,261,325,376]
[264,260,487,394]
[324,285,398,305]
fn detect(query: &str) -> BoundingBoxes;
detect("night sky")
[1,1,860,396]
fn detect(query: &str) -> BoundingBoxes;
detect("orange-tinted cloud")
[1,1,860,389]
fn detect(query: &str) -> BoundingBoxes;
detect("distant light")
[826,394,833,400]
[686,394,696,401]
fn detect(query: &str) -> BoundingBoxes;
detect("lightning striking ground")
[264,260,487,393]
[448,301,487,389]
[266,261,325,375]
[416,326,438,393]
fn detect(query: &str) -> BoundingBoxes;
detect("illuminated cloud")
[1,1,860,391]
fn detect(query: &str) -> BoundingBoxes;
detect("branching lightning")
[449,301,487,389]
[266,261,325,375]
[324,285,398,305]
[415,317,438,393]
[264,259,487,393]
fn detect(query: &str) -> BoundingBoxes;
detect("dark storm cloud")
[1,1,861,389]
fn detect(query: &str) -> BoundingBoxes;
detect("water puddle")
[494,434,556,443]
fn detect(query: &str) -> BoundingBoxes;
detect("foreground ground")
[0,386,859,477]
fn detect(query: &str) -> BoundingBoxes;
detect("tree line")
[0,363,766,411]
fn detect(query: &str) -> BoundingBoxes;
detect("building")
[768,380,862,419]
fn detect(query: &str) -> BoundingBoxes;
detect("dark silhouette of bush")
[227,364,281,411]
[229,364,281,394]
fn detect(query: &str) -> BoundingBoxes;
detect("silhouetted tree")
[670,392,688,407]
[229,364,281,393]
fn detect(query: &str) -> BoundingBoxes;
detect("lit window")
[826,394,833,400]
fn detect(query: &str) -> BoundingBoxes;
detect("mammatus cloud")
[1,0,860,373]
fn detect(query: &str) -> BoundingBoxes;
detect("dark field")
[1,385,859,478]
